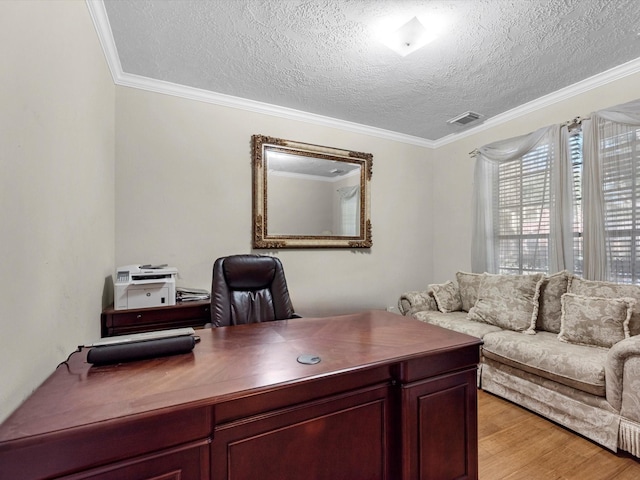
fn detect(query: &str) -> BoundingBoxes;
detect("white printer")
[114,264,178,310]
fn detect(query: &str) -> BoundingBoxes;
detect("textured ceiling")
[102,0,640,141]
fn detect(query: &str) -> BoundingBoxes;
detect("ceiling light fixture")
[379,16,438,57]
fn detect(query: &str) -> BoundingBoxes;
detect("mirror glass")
[252,135,373,248]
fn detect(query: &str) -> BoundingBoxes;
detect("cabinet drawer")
[101,302,211,336]
[108,305,207,327]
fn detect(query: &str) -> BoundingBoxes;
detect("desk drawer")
[60,440,210,480]
[1,406,212,480]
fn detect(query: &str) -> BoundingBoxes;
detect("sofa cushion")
[428,281,462,313]
[559,293,633,348]
[537,270,571,333]
[467,273,544,334]
[482,330,608,397]
[569,277,640,336]
[456,272,484,312]
[413,311,502,339]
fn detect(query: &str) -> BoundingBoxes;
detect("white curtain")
[471,125,568,273]
[338,186,359,236]
[550,125,575,274]
[582,99,640,280]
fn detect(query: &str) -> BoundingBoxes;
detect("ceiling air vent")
[447,111,483,126]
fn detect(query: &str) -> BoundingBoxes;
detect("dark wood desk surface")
[0,310,482,480]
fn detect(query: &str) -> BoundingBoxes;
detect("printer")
[114,264,178,310]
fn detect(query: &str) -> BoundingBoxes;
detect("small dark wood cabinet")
[101,300,211,337]
[401,369,478,480]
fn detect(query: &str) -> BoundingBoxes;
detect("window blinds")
[496,144,551,274]
[491,123,640,282]
[601,126,640,283]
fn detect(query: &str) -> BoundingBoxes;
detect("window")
[338,186,359,236]
[493,130,582,277]
[475,101,640,282]
[496,144,551,274]
[601,125,640,283]
[492,125,640,283]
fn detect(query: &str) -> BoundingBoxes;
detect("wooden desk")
[0,311,481,480]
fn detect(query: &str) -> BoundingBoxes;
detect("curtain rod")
[469,115,592,157]
[562,116,589,130]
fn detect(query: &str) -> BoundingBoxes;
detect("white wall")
[0,1,115,422]
[431,72,640,283]
[114,86,433,316]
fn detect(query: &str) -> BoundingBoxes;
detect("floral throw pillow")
[537,270,571,333]
[456,272,484,312]
[559,293,634,348]
[428,281,462,313]
[467,273,544,334]
[569,276,640,336]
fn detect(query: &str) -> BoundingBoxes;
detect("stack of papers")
[177,286,210,302]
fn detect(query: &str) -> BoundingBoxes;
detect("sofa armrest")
[398,290,437,316]
[606,335,640,418]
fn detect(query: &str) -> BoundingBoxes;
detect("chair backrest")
[210,254,296,327]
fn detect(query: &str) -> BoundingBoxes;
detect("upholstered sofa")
[398,271,640,458]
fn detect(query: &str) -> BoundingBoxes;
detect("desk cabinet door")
[212,385,391,480]
[401,368,478,480]
[61,441,210,480]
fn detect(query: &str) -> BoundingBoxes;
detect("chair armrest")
[398,290,437,316]
[606,335,640,418]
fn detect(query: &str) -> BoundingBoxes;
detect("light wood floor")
[478,390,640,479]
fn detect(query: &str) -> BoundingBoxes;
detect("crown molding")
[86,0,434,148]
[117,72,437,148]
[87,0,640,151]
[432,56,640,148]
[86,0,122,81]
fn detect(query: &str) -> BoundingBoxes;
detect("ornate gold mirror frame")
[252,134,373,249]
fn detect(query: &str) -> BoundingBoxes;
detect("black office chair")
[210,254,299,327]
